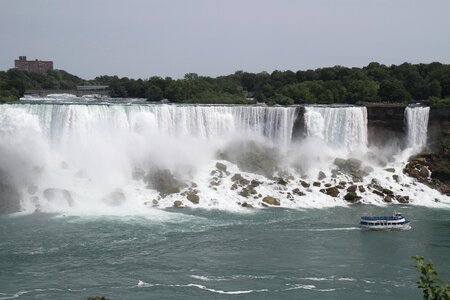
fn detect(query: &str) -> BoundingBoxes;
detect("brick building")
[14,56,53,73]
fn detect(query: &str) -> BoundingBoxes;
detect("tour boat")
[360,212,411,230]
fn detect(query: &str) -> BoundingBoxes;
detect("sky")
[0,0,449,79]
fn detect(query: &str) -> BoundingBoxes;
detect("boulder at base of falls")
[383,196,393,203]
[262,196,280,206]
[313,182,321,187]
[358,185,366,193]
[185,190,200,204]
[144,169,186,197]
[43,188,74,207]
[292,188,305,196]
[344,192,360,203]
[231,173,250,186]
[221,141,280,178]
[318,171,326,180]
[325,187,340,197]
[241,202,253,208]
[347,185,357,193]
[215,162,227,172]
[173,200,183,208]
[300,181,310,188]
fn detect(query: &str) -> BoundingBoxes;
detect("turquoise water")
[1,206,449,299]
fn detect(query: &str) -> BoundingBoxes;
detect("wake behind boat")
[360,212,411,230]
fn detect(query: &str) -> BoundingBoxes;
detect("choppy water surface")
[1,206,449,300]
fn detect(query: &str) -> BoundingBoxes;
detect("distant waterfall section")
[3,104,298,148]
[303,106,368,153]
[404,106,430,152]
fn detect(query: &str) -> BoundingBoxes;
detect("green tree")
[412,256,450,300]
[145,84,163,101]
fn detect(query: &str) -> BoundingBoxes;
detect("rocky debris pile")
[231,173,262,200]
[210,162,231,190]
[333,158,372,182]
[262,196,280,206]
[367,179,409,203]
[144,168,187,197]
[404,154,450,195]
[219,141,280,178]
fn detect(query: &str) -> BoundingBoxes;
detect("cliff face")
[365,104,407,148]
[428,106,450,152]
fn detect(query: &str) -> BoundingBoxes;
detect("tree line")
[1,62,450,105]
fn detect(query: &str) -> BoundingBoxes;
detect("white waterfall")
[405,106,430,151]
[2,104,298,149]
[303,106,368,153]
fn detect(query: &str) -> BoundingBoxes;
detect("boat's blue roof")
[361,215,404,221]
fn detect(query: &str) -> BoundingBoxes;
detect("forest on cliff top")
[1,62,450,105]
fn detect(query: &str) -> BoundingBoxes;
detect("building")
[14,56,53,74]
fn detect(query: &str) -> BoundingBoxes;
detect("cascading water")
[404,106,430,152]
[0,101,448,214]
[303,106,368,153]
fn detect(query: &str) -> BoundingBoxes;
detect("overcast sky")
[0,0,449,79]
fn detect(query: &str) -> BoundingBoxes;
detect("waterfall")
[404,106,430,151]
[303,106,368,153]
[1,104,298,148]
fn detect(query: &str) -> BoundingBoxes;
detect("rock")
[383,196,392,203]
[209,180,220,187]
[277,177,288,186]
[262,196,280,206]
[347,158,362,170]
[336,185,345,190]
[393,174,399,182]
[241,202,253,208]
[418,166,430,178]
[318,171,326,180]
[313,182,321,187]
[358,185,366,193]
[173,200,183,207]
[339,181,347,186]
[325,183,332,187]
[231,183,238,190]
[325,187,340,197]
[372,190,384,197]
[239,189,250,198]
[222,141,280,177]
[334,158,347,169]
[292,188,305,196]
[144,169,185,197]
[231,174,250,186]
[384,168,395,173]
[300,181,310,188]
[397,197,409,204]
[186,192,200,204]
[250,180,261,187]
[215,162,227,172]
[344,192,359,203]
[382,188,394,196]
[152,199,159,206]
[347,185,357,193]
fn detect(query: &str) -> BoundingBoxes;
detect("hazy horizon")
[1,0,450,80]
